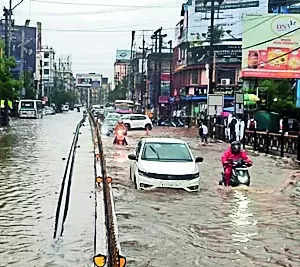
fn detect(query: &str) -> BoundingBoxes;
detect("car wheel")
[145,124,152,131]
[125,123,130,130]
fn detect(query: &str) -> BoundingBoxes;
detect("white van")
[18,99,44,119]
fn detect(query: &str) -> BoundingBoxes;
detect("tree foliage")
[52,89,77,108]
[258,79,299,117]
[108,77,129,102]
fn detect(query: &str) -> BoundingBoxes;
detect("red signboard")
[159,96,169,104]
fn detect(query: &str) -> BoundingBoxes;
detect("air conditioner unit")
[221,78,231,85]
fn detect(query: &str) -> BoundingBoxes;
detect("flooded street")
[104,128,300,267]
[0,113,300,266]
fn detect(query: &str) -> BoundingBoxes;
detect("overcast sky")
[2,0,185,82]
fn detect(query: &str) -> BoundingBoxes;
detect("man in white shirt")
[199,122,208,144]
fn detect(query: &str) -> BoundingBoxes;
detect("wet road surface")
[0,113,299,266]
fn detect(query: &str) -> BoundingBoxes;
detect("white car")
[122,114,153,130]
[128,138,203,192]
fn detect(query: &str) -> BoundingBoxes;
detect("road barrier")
[215,124,299,159]
[89,111,126,267]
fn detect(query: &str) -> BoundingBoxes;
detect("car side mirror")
[195,157,203,163]
[128,154,137,160]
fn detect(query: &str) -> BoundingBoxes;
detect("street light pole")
[208,0,215,95]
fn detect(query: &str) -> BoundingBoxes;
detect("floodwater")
[0,113,299,267]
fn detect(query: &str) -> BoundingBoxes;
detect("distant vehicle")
[128,138,203,192]
[105,112,122,120]
[61,104,69,111]
[18,99,44,119]
[101,118,118,136]
[122,114,152,130]
[44,106,56,115]
[114,99,134,114]
[92,104,104,116]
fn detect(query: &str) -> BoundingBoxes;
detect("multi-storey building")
[57,55,74,92]
[37,46,56,100]
[114,50,130,86]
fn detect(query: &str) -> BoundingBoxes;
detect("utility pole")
[168,40,173,121]
[3,8,9,57]
[208,0,215,95]
[141,31,146,111]
[151,28,160,117]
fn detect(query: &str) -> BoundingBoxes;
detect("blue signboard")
[0,24,36,77]
[297,80,300,108]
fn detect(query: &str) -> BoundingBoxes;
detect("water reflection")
[229,190,258,244]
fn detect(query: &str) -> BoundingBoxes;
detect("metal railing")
[89,112,126,267]
[214,124,300,160]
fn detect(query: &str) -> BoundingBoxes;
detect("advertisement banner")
[297,80,300,108]
[0,25,36,75]
[189,0,268,43]
[242,14,300,79]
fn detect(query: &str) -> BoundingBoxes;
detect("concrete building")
[36,46,56,101]
[57,55,74,92]
[114,50,131,86]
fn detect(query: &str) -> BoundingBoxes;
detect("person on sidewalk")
[221,141,252,186]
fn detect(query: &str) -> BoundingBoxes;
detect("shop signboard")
[242,14,300,79]
[235,93,244,114]
[207,94,224,116]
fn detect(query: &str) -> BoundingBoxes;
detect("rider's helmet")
[231,141,241,155]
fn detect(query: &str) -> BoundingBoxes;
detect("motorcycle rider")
[113,120,128,145]
[221,141,252,186]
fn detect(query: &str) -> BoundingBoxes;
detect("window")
[44,52,49,58]
[136,116,146,120]
[44,69,49,75]
[44,62,49,66]
[191,70,198,84]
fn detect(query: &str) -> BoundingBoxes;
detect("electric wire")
[30,0,175,8]
[243,27,300,50]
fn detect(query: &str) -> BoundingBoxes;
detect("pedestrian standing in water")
[199,122,208,145]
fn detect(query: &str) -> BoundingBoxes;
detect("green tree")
[22,71,36,99]
[0,56,21,100]
[258,79,299,117]
[108,77,129,102]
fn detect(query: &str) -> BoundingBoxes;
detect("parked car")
[128,138,203,192]
[122,114,152,130]
[44,106,56,115]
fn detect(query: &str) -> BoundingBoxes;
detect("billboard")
[76,73,102,87]
[0,24,36,76]
[116,50,131,62]
[242,14,300,79]
[188,0,268,43]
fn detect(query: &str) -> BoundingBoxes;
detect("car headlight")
[138,169,147,176]
[191,172,200,178]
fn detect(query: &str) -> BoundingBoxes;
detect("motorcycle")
[113,128,128,145]
[220,159,251,187]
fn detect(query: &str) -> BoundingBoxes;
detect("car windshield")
[141,142,193,162]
